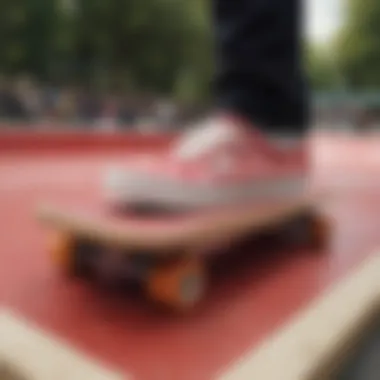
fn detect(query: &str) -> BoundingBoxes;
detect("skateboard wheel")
[50,231,75,275]
[145,257,205,310]
[309,215,330,249]
[50,232,94,277]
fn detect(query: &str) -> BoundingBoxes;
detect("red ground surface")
[1,133,380,380]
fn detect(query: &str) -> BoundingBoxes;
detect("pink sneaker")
[103,115,309,209]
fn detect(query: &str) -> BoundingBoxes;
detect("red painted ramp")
[1,134,380,379]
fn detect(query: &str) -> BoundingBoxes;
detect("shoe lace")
[173,119,237,160]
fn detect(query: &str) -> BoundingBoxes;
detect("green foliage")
[0,0,29,74]
[336,0,380,89]
[3,0,380,102]
[0,0,214,102]
[0,0,75,80]
[306,44,343,90]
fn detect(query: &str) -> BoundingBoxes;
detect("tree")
[71,0,213,99]
[336,0,380,89]
[0,0,214,102]
[306,44,343,90]
[0,0,29,75]
[0,0,73,81]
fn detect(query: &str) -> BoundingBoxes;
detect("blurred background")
[0,3,380,379]
[0,0,378,132]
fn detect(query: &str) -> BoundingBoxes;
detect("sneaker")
[103,114,309,210]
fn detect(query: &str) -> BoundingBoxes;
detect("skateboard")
[36,195,329,311]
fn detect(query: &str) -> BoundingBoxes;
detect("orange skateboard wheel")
[145,257,206,310]
[49,231,75,275]
[310,215,330,249]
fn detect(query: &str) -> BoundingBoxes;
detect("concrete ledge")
[0,310,127,380]
[219,252,380,380]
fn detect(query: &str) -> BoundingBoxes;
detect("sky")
[305,0,345,44]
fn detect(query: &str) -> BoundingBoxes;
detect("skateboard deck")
[36,195,329,310]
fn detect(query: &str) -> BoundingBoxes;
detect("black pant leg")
[212,0,310,134]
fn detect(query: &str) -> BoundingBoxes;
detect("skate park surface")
[1,129,380,380]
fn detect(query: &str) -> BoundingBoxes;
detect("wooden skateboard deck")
[36,195,329,310]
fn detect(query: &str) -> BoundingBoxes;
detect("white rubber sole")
[103,168,308,210]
